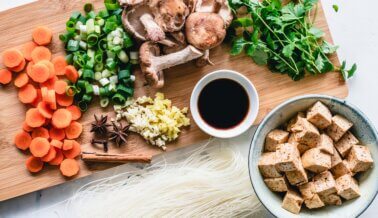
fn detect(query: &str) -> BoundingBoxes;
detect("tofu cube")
[307,101,332,129]
[264,177,289,192]
[298,182,316,199]
[335,131,359,157]
[275,143,301,172]
[317,134,334,155]
[285,163,308,186]
[292,119,320,147]
[282,189,304,214]
[336,174,361,200]
[287,113,306,132]
[288,134,311,154]
[301,148,331,173]
[265,129,290,152]
[304,194,325,209]
[326,115,353,142]
[313,171,337,196]
[320,193,342,206]
[347,145,374,173]
[331,160,352,179]
[331,147,343,168]
[258,152,282,178]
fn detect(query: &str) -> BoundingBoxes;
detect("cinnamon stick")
[81,152,152,163]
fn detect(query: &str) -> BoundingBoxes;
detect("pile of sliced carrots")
[1,26,82,177]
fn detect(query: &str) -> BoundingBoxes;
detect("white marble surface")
[1,0,378,217]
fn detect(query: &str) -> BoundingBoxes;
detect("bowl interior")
[249,95,378,218]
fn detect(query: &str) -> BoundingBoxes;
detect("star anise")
[109,122,130,146]
[90,115,111,135]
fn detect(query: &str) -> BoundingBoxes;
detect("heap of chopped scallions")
[60,1,138,111]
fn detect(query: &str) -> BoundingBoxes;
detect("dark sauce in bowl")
[198,78,249,129]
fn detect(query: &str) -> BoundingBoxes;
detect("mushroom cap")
[185,12,226,50]
[122,6,149,41]
[162,31,187,54]
[139,42,164,88]
[151,0,190,32]
[194,0,233,27]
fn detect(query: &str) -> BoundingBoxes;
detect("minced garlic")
[115,93,190,150]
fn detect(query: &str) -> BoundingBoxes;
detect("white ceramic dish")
[248,94,378,218]
[190,69,259,138]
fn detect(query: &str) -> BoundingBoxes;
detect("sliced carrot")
[18,84,37,104]
[29,137,50,157]
[40,75,58,90]
[26,61,34,77]
[14,131,32,150]
[26,156,43,173]
[25,108,46,128]
[54,80,67,95]
[22,41,38,61]
[56,94,73,107]
[32,26,53,46]
[30,88,42,107]
[10,58,26,73]
[66,105,81,120]
[63,139,74,150]
[52,56,67,76]
[0,69,12,84]
[41,86,48,101]
[31,46,51,63]
[48,148,64,165]
[60,158,79,177]
[37,101,53,119]
[65,121,83,139]
[49,127,65,141]
[22,121,34,132]
[52,108,72,129]
[51,139,63,149]
[62,140,81,159]
[30,63,49,83]
[65,65,79,83]
[41,146,56,162]
[31,127,49,139]
[14,72,29,88]
[46,90,57,110]
[2,49,23,68]
[39,60,55,79]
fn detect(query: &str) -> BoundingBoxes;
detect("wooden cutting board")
[0,0,347,201]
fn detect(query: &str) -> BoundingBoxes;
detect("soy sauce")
[198,78,249,129]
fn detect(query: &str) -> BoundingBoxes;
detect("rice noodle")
[62,140,262,217]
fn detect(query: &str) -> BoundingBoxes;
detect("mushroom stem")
[140,14,166,42]
[152,46,203,71]
[196,49,214,67]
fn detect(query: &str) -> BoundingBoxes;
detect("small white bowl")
[190,69,259,138]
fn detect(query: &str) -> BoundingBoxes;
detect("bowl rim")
[248,94,378,217]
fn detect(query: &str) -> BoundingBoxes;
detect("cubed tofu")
[313,171,337,196]
[347,145,374,173]
[304,194,325,209]
[301,148,331,173]
[286,163,308,186]
[282,189,304,214]
[331,147,343,168]
[336,174,361,200]
[317,134,334,155]
[335,131,359,157]
[275,143,301,172]
[265,129,290,152]
[326,115,353,142]
[288,134,311,154]
[258,152,282,178]
[264,177,289,192]
[298,182,316,199]
[320,193,342,206]
[292,119,320,147]
[287,113,306,132]
[307,101,332,129]
[331,160,352,179]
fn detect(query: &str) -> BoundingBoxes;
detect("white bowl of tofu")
[249,94,378,217]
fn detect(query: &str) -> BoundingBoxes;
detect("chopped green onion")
[93,85,100,95]
[95,52,103,63]
[83,69,95,81]
[99,86,110,97]
[87,11,96,19]
[82,94,93,103]
[98,10,109,18]
[85,83,94,95]
[106,59,116,70]
[129,51,139,64]
[94,25,101,34]
[78,15,87,25]
[59,32,73,43]
[111,45,122,53]
[77,80,87,90]
[66,86,79,96]
[100,98,110,107]
[104,21,117,33]
[65,54,73,64]
[95,71,102,81]
[66,20,76,33]
[95,63,104,72]
[117,50,129,63]
[109,75,118,84]
[118,68,130,80]
[112,93,125,104]
[99,78,110,86]
[83,3,93,13]
[117,84,134,97]
[87,34,99,46]
[70,11,81,21]
[101,69,111,78]
[123,34,134,48]
[67,40,79,52]
[79,41,87,50]
[86,19,95,34]
[78,100,88,111]
[104,0,120,11]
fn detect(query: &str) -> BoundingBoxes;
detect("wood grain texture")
[0,0,347,201]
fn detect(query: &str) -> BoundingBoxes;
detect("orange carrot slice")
[52,108,72,129]
[39,60,55,79]
[22,121,34,132]
[32,26,53,46]
[51,139,63,149]
[26,156,44,173]
[30,62,49,83]
[14,72,29,88]
[31,127,49,139]
[66,105,81,120]
[10,58,26,73]
[65,121,83,139]
[60,158,80,177]
[2,49,23,68]
[29,137,50,157]
[41,146,57,162]
[52,56,67,76]
[18,84,37,104]
[25,108,46,128]
[63,139,74,150]
[26,61,34,77]
[54,80,67,95]
[0,69,12,84]
[65,65,79,83]
[31,46,51,63]
[56,94,73,107]
[49,127,66,141]
[14,131,32,150]
[46,90,57,110]
[48,148,64,165]
[37,101,54,119]
[30,88,42,107]
[22,41,38,61]
[62,140,81,159]
[40,75,58,90]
